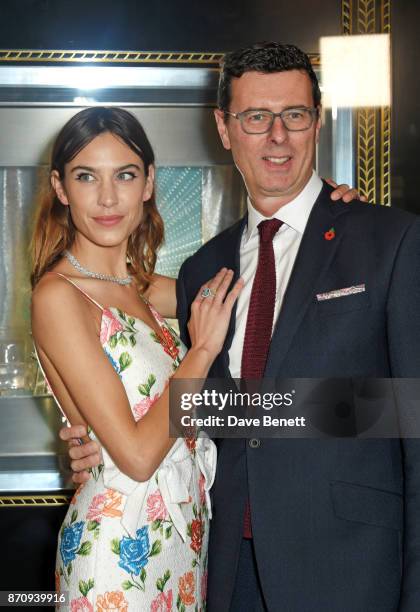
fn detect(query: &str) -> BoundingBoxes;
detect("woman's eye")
[75,173,95,182]
[118,172,136,181]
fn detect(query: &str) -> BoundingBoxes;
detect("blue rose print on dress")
[60,521,84,566]
[118,526,150,575]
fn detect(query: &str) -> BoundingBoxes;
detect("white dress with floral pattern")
[42,278,216,612]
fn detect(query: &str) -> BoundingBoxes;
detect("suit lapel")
[211,215,247,379]
[265,184,350,376]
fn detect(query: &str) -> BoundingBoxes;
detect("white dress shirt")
[228,171,323,379]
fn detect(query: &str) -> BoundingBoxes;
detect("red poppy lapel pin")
[324,227,335,241]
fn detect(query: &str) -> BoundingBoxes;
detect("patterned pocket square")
[316,284,366,302]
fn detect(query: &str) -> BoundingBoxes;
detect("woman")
[31,106,242,610]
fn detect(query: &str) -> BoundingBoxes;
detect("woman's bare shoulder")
[31,273,98,336]
[33,271,66,297]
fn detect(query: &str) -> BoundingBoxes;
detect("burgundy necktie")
[241,218,282,538]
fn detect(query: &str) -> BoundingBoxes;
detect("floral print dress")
[40,275,217,612]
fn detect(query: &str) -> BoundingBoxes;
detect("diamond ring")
[201,287,216,299]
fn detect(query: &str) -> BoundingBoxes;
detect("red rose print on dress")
[100,310,124,345]
[87,490,123,523]
[150,589,173,612]
[86,493,107,523]
[70,596,93,612]
[146,490,169,522]
[189,518,204,554]
[133,393,160,421]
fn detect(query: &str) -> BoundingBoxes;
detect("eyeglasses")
[224,107,319,134]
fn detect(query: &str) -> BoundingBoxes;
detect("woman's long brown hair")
[30,107,164,292]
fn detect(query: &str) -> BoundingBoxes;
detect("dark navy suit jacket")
[176,182,420,612]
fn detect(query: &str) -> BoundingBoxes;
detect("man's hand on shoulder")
[59,424,102,484]
[325,178,368,203]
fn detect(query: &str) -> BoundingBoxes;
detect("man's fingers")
[70,453,101,473]
[72,471,91,485]
[59,424,87,441]
[69,440,99,460]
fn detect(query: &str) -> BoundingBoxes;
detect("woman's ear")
[50,170,69,206]
[143,165,155,202]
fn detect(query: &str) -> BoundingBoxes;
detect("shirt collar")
[244,171,323,243]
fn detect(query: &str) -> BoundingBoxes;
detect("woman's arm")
[33,269,241,483]
[145,274,176,318]
[143,183,363,319]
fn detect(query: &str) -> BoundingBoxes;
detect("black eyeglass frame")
[223,106,320,134]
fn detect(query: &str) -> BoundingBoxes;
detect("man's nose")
[268,115,288,144]
[98,178,118,208]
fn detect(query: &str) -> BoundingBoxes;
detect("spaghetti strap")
[46,271,104,311]
[32,344,70,427]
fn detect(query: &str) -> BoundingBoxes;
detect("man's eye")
[75,173,95,182]
[248,113,267,122]
[118,172,136,181]
[287,110,305,120]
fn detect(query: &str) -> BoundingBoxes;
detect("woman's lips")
[92,215,123,227]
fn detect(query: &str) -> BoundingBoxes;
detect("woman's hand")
[187,268,243,360]
[325,178,368,203]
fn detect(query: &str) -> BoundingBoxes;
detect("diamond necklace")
[63,250,132,285]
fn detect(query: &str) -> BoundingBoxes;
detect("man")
[62,43,420,611]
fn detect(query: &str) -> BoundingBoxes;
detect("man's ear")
[214,109,232,150]
[50,170,69,206]
[143,165,155,202]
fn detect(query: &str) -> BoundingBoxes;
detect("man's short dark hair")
[217,41,321,112]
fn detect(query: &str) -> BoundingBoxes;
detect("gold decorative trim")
[0,494,72,507]
[0,48,321,67]
[0,49,224,65]
[353,0,394,204]
[357,108,377,203]
[380,106,391,205]
[381,0,391,32]
[380,0,391,206]
[356,0,378,202]
[342,0,353,35]
[357,0,376,34]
